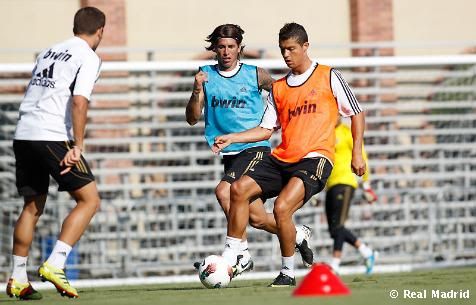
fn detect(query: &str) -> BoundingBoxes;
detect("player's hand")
[60,146,82,175]
[211,135,233,154]
[193,71,208,93]
[351,154,366,177]
[362,181,378,204]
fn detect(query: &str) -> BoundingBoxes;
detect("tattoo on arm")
[186,91,204,125]
[257,67,275,92]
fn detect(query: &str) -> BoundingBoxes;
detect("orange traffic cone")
[293,263,351,297]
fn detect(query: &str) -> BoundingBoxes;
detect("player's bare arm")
[350,112,366,176]
[257,67,274,92]
[212,126,273,154]
[60,95,89,175]
[186,71,207,125]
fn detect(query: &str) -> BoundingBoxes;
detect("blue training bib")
[202,63,270,153]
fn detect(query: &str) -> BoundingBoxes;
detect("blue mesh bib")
[202,63,270,153]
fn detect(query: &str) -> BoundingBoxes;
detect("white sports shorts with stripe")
[13,140,95,196]
[244,154,333,204]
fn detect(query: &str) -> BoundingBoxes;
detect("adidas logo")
[227,172,236,179]
[36,63,55,78]
[309,89,317,96]
[30,63,55,88]
[58,251,67,257]
[240,87,247,93]
[16,263,26,267]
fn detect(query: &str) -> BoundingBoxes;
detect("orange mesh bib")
[271,64,338,163]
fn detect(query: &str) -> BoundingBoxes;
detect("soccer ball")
[198,255,233,288]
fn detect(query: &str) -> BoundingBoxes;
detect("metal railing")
[0,55,475,279]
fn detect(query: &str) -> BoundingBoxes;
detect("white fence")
[0,55,475,280]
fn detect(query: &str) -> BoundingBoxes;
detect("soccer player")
[213,22,366,287]
[325,119,378,274]
[186,24,314,276]
[6,7,105,299]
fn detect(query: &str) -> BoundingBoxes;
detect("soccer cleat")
[231,255,254,278]
[38,262,79,298]
[296,225,314,267]
[365,250,378,274]
[268,272,296,287]
[6,278,43,300]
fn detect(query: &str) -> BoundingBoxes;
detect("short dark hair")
[73,7,106,35]
[279,22,308,45]
[205,24,245,51]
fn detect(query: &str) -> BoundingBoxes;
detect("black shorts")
[13,140,95,196]
[245,155,333,204]
[221,146,271,184]
[325,184,356,230]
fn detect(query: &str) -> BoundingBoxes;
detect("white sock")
[240,240,251,264]
[280,255,295,278]
[11,255,28,283]
[46,240,72,269]
[358,243,373,258]
[222,236,241,266]
[240,240,248,252]
[330,257,341,272]
[295,226,305,245]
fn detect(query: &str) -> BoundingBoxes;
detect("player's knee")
[273,199,292,223]
[230,180,249,202]
[26,207,44,218]
[90,196,101,213]
[22,195,47,217]
[215,183,230,208]
[23,203,44,218]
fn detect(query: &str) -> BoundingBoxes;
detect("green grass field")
[2,267,475,305]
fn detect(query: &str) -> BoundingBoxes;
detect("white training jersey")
[14,36,101,141]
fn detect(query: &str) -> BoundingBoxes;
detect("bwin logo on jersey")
[288,101,316,119]
[211,96,246,108]
[43,49,72,62]
[30,63,56,88]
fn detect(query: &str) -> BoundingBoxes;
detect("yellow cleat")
[6,278,43,300]
[38,262,79,298]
